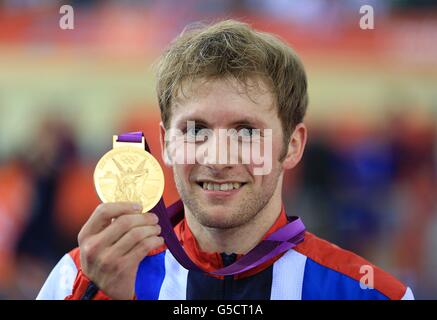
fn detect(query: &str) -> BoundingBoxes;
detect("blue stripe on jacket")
[135,252,166,300]
[301,258,388,300]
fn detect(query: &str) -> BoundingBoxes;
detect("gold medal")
[93,135,165,213]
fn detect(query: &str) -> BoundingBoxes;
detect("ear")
[282,123,307,170]
[159,122,172,167]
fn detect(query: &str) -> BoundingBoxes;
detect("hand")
[77,202,163,300]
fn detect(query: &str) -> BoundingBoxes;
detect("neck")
[184,180,283,255]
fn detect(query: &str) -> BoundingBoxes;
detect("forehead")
[170,77,277,127]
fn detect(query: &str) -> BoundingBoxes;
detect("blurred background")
[0,0,436,299]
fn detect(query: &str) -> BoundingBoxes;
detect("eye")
[238,126,257,137]
[186,125,208,139]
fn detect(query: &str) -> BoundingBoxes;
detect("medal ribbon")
[117,132,306,276]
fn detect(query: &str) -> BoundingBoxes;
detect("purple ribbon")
[117,132,306,275]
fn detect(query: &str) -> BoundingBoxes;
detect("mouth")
[195,181,247,193]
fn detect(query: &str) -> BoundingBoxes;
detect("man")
[37,20,414,300]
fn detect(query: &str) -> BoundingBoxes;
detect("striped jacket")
[37,207,414,300]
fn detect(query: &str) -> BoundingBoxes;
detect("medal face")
[94,146,165,213]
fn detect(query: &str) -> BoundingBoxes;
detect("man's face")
[163,78,288,229]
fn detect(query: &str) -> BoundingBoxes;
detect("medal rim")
[93,146,165,213]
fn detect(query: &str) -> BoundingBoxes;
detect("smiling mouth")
[196,181,246,191]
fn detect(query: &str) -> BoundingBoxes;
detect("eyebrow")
[229,118,266,128]
[174,115,266,129]
[174,117,209,128]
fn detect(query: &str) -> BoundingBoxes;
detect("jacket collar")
[173,205,289,279]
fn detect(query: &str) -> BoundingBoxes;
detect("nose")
[203,162,234,174]
[195,129,240,167]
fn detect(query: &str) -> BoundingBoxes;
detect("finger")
[125,236,165,263]
[80,202,142,239]
[95,212,159,249]
[108,225,162,257]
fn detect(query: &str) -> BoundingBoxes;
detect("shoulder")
[293,232,412,300]
[36,249,79,300]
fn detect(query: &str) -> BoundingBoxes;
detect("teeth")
[220,184,228,191]
[200,182,243,191]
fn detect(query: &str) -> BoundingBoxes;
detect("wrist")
[65,269,111,300]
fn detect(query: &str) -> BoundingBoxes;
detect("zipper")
[221,253,237,299]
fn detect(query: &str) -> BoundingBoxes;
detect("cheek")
[174,163,195,184]
[166,138,197,165]
[246,134,282,176]
[272,139,284,162]
[248,167,278,191]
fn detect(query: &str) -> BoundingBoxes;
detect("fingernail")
[132,203,142,212]
[150,213,159,222]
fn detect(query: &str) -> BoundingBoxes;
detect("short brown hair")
[155,19,308,144]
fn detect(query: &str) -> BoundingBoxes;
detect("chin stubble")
[174,168,281,230]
